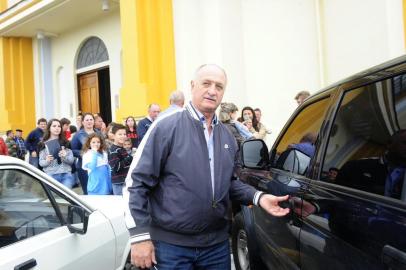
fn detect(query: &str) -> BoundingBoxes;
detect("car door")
[239,94,333,269]
[0,165,117,270]
[300,73,406,269]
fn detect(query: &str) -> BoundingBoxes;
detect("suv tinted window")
[0,169,62,248]
[274,97,331,174]
[322,74,406,201]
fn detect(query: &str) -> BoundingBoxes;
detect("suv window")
[322,74,406,202]
[274,97,331,174]
[0,169,63,248]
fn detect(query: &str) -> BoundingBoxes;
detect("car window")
[0,169,63,248]
[322,74,406,202]
[274,97,331,174]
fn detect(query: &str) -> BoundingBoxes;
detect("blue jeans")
[112,183,124,195]
[77,167,88,195]
[153,240,230,270]
[51,173,75,189]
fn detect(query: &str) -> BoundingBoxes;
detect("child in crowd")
[104,123,116,149]
[82,133,112,195]
[108,124,133,195]
[123,138,136,156]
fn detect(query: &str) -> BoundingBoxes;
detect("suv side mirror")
[241,139,269,169]
[276,148,311,175]
[67,205,89,234]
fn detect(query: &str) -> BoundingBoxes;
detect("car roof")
[312,54,406,97]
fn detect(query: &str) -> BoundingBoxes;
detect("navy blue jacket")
[124,106,258,247]
[25,128,44,153]
[136,117,152,145]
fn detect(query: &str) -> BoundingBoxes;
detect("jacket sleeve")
[70,134,82,158]
[62,149,75,165]
[39,149,51,167]
[123,121,171,244]
[136,120,148,143]
[229,148,263,206]
[25,131,36,152]
[0,139,8,155]
[109,148,133,173]
[253,123,267,140]
[82,151,98,172]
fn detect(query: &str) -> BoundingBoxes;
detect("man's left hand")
[259,194,290,217]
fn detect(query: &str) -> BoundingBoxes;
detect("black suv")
[232,55,406,270]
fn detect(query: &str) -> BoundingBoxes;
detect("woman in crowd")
[104,122,116,149]
[71,113,99,194]
[38,119,75,188]
[125,116,138,148]
[239,106,267,140]
[219,102,253,147]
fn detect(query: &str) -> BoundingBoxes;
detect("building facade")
[1,0,406,144]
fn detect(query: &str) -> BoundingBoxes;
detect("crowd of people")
[0,87,311,198]
[1,88,307,198]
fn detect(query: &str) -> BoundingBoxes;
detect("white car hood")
[79,195,126,219]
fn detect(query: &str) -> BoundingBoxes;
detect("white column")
[37,35,54,119]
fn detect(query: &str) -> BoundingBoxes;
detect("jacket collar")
[186,102,218,126]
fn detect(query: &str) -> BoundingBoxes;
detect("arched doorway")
[76,37,112,124]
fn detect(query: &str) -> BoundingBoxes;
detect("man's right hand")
[131,240,156,269]
[31,151,37,158]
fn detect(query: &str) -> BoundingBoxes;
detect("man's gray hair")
[169,90,185,106]
[194,64,228,82]
[148,103,160,111]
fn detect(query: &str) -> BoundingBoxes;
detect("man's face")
[191,65,227,115]
[149,105,161,121]
[38,121,47,130]
[328,170,338,181]
[94,117,104,129]
[114,129,127,145]
[7,132,14,138]
[255,110,261,122]
[15,131,22,138]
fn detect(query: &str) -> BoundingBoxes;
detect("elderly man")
[124,64,289,270]
[158,90,185,119]
[136,103,160,144]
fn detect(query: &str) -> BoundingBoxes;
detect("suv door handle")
[14,259,37,270]
[382,245,406,269]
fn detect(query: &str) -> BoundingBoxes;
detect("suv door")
[0,166,116,270]
[300,74,406,269]
[239,94,333,269]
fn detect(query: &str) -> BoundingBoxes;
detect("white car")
[0,156,131,270]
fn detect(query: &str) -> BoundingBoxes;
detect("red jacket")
[0,137,8,155]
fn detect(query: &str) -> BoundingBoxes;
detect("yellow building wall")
[0,37,36,134]
[404,0,406,49]
[116,0,177,121]
[0,0,7,13]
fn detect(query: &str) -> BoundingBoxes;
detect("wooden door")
[78,72,99,114]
